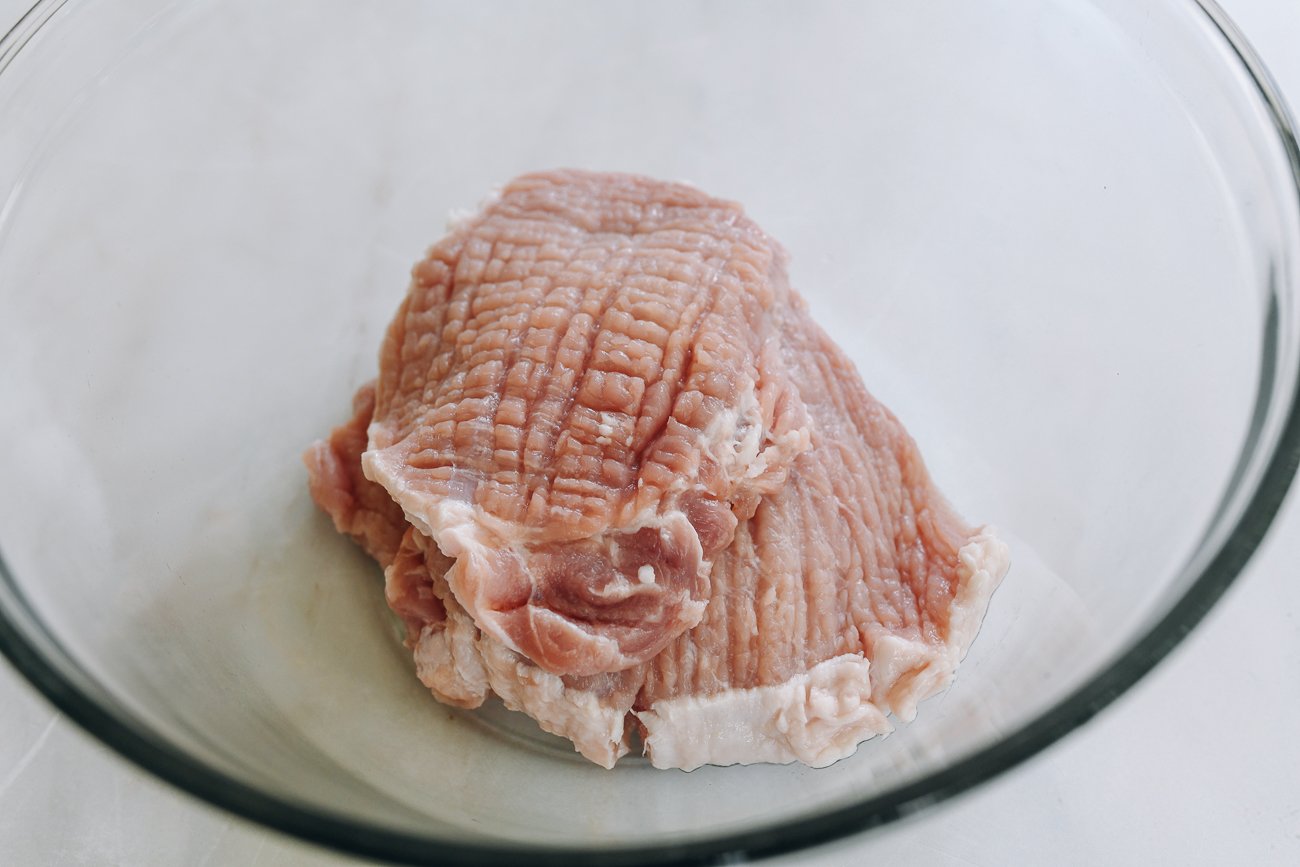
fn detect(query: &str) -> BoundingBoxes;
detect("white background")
[1,1,1298,864]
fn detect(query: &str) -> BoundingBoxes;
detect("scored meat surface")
[362,172,811,678]
[632,309,1007,769]
[305,170,1009,769]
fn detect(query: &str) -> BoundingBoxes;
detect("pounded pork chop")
[362,171,811,678]
[313,392,643,765]
[632,310,1008,769]
[305,170,1008,769]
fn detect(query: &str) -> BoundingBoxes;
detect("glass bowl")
[1,1,1298,864]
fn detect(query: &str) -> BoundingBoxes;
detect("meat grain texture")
[304,170,1009,770]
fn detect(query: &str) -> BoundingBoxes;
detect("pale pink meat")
[303,383,407,568]
[361,171,810,677]
[304,170,1008,769]
[631,310,1008,768]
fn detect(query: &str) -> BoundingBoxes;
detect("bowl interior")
[0,0,1297,859]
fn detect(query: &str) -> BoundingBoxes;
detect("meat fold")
[305,170,1008,769]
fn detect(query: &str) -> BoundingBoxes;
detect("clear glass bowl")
[1,1,1298,864]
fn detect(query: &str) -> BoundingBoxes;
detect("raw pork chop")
[305,170,1008,769]
[631,309,1008,769]
[361,171,811,678]
[313,397,647,764]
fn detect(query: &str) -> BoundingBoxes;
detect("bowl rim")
[2,0,1299,864]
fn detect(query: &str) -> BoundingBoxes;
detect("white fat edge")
[869,528,1011,721]
[360,446,517,552]
[387,522,488,712]
[477,636,633,769]
[360,447,436,538]
[411,607,491,709]
[948,527,1011,656]
[637,654,892,771]
[867,634,944,723]
[361,448,530,653]
[364,445,712,648]
[365,438,684,561]
[396,544,490,708]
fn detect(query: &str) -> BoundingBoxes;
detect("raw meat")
[303,382,407,568]
[311,391,642,765]
[362,171,811,678]
[632,310,1008,769]
[304,170,1008,769]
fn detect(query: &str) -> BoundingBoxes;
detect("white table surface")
[2,1,1299,864]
